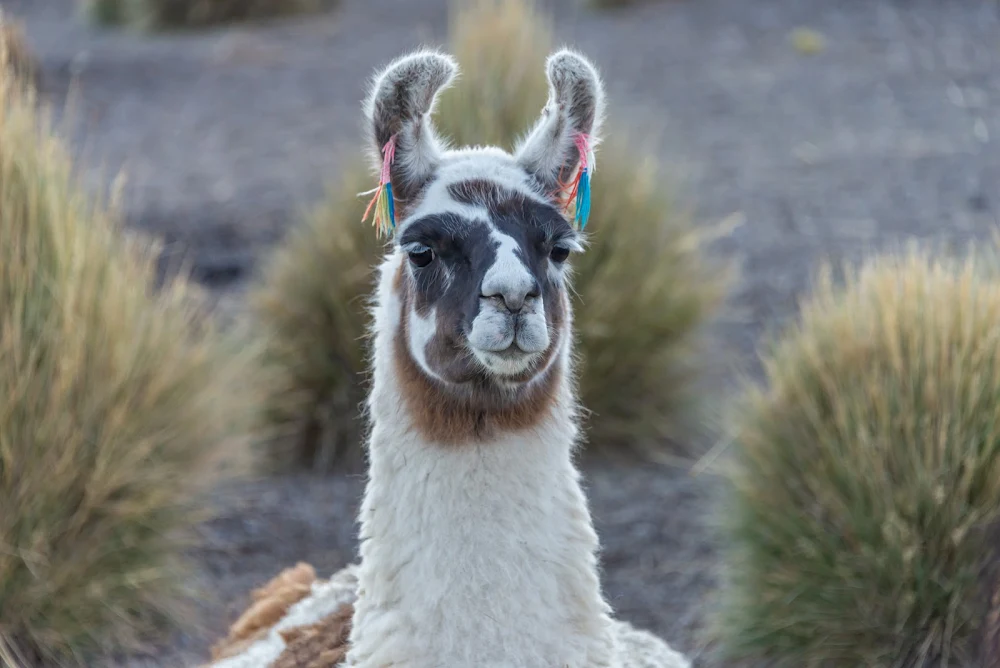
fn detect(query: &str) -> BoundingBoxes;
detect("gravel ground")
[8,0,1000,665]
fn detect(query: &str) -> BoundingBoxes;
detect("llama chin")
[205,47,691,668]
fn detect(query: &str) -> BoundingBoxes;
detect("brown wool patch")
[393,291,563,445]
[210,563,318,661]
[271,603,354,668]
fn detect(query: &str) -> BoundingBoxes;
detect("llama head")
[364,47,605,441]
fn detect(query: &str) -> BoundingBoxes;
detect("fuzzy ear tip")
[381,48,459,87]
[546,48,601,83]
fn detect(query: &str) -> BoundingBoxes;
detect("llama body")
[346,247,616,668]
[206,47,690,668]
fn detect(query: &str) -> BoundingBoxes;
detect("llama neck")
[345,255,616,668]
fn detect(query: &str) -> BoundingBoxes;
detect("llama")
[206,48,691,668]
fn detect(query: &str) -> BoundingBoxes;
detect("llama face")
[394,156,581,385]
[364,48,604,440]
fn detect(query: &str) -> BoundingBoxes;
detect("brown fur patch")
[210,563,317,661]
[393,285,565,445]
[271,603,354,668]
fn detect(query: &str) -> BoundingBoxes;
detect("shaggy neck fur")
[344,249,618,668]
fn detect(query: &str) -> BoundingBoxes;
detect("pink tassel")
[361,135,398,237]
[556,132,595,230]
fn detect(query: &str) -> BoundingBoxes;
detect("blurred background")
[2,0,999,666]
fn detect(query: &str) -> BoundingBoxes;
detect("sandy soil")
[7,0,1000,665]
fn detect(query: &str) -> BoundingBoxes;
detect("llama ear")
[514,49,605,206]
[363,49,458,207]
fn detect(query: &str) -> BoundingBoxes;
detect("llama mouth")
[471,344,542,377]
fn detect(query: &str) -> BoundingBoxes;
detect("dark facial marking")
[388,178,578,443]
[398,212,496,320]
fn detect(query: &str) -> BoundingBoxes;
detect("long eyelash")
[401,241,430,254]
[550,232,584,253]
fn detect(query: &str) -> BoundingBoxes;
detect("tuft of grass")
[0,14,37,89]
[716,247,1000,667]
[82,0,334,30]
[255,0,728,472]
[571,140,730,459]
[434,0,551,151]
[0,37,259,664]
[250,163,385,473]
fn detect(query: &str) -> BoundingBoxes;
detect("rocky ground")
[8,0,1000,665]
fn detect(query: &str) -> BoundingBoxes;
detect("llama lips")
[490,342,534,359]
[472,342,542,377]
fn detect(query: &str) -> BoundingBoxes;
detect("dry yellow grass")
[570,140,730,458]
[717,247,1000,667]
[250,163,385,472]
[434,0,551,151]
[0,36,259,664]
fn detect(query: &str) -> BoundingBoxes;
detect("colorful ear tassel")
[561,132,595,231]
[361,134,398,238]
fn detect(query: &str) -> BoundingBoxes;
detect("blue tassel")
[386,182,396,230]
[575,167,591,230]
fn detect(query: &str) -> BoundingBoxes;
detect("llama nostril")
[481,292,524,314]
[481,279,539,314]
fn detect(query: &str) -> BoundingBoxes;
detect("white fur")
[406,304,444,382]
[346,252,619,668]
[480,230,537,309]
[337,249,690,668]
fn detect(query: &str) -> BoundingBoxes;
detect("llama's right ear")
[363,50,458,206]
[514,50,606,207]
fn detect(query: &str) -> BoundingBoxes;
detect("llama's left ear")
[514,49,605,207]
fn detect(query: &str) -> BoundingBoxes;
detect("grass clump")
[82,0,334,30]
[434,0,551,150]
[0,41,258,664]
[570,141,729,458]
[250,164,384,473]
[717,248,1000,667]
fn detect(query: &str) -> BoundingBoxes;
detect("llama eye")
[550,245,571,264]
[407,245,434,268]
